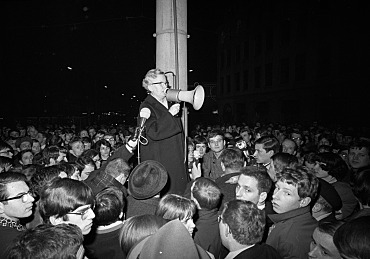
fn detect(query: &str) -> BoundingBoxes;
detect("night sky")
[2,0,224,118]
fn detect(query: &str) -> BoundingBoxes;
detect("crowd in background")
[0,120,369,259]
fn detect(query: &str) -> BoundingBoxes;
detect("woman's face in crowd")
[99,144,110,157]
[181,217,195,236]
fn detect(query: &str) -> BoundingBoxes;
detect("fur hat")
[127,219,210,259]
[128,160,168,200]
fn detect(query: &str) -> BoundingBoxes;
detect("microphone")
[138,108,151,129]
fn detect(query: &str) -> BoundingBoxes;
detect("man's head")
[36,132,47,147]
[281,138,297,155]
[8,223,84,259]
[219,148,245,173]
[207,129,226,154]
[0,172,35,221]
[105,158,131,185]
[103,133,116,148]
[253,135,280,164]
[272,166,319,214]
[291,130,304,148]
[190,177,221,210]
[19,149,34,166]
[39,178,95,235]
[69,137,84,157]
[333,216,370,259]
[15,136,33,151]
[27,125,38,139]
[219,200,265,250]
[308,221,344,259]
[236,166,272,206]
[94,186,125,227]
[240,128,252,144]
[348,140,370,170]
[31,139,41,155]
[193,135,208,158]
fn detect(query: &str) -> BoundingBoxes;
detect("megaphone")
[165,85,205,110]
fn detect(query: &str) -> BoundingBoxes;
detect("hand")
[190,163,202,180]
[169,103,181,116]
[225,175,239,184]
[127,137,138,150]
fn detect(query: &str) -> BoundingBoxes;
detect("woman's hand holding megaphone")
[169,103,181,116]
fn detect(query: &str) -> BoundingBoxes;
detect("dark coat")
[125,195,159,219]
[233,243,281,259]
[266,206,317,259]
[139,95,189,195]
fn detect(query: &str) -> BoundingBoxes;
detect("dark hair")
[271,152,298,175]
[81,137,92,145]
[8,223,83,259]
[239,166,272,194]
[193,135,207,145]
[94,139,112,151]
[220,148,245,170]
[119,214,168,255]
[56,163,76,178]
[255,135,280,154]
[221,200,265,245]
[29,166,62,198]
[352,169,370,206]
[191,177,221,210]
[317,221,344,237]
[0,172,27,202]
[277,166,319,200]
[46,135,63,147]
[81,149,99,160]
[349,139,370,155]
[21,164,42,182]
[0,140,13,152]
[333,216,370,259]
[68,137,82,148]
[42,146,60,165]
[74,156,95,173]
[94,186,125,226]
[155,194,196,221]
[314,152,349,181]
[207,129,224,142]
[39,178,95,223]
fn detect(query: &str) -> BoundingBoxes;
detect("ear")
[299,197,311,208]
[208,143,211,149]
[267,150,274,157]
[221,162,225,172]
[312,202,322,213]
[258,192,268,204]
[49,215,64,226]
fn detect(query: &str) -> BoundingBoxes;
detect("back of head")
[8,223,83,259]
[29,166,62,198]
[255,135,280,154]
[333,216,370,259]
[155,194,196,221]
[94,186,125,226]
[42,145,60,165]
[39,178,94,223]
[278,166,319,200]
[221,200,265,245]
[314,152,349,181]
[191,177,221,210]
[119,214,168,255]
[271,152,299,174]
[220,148,245,171]
[240,166,272,194]
[104,158,131,179]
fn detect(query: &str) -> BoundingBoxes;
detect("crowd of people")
[0,118,370,259]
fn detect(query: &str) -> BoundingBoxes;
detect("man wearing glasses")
[138,68,189,195]
[0,172,35,258]
[39,178,95,235]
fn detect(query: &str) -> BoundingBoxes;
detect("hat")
[127,219,210,259]
[128,160,168,200]
[318,179,342,211]
[15,136,32,148]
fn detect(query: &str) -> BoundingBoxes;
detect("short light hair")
[221,200,265,245]
[142,68,165,91]
[191,177,221,210]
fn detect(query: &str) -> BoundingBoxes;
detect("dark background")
[2,0,223,121]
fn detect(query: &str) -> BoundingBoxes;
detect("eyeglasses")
[151,81,169,87]
[67,205,94,220]
[0,191,33,203]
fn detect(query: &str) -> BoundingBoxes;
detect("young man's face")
[272,180,302,214]
[348,147,370,170]
[291,133,303,147]
[71,142,84,157]
[103,135,115,148]
[20,141,32,151]
[32,142,41,154]
[281,139,296,155]
[195,143,207,157]
[21,151,34,166]
[0,181,35,221]
[308,228,341,259]
[240,131,251,143]
[253,143,272,164]
[99,144,110,157]
[64,204,95,235]
[235,174,262,205]
[80,130,88,138]
[208,135,225,154]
